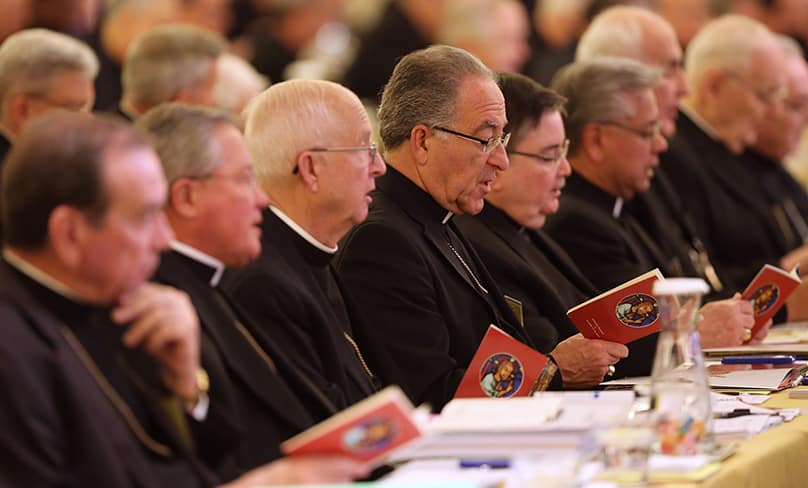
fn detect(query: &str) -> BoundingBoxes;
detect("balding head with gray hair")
[122,23,226,114]
[244,79,367,184]
[135,102,239,187]
[576,6,672,62]
[551,57,659,155]
[378,44,495,151]
[0,28,98,129]
[685,15,776,93]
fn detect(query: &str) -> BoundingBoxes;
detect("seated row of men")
[2,5,808,487]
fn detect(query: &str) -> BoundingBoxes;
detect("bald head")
[244,79,369,184]
[577,6,687,136]
[683,14,785,153]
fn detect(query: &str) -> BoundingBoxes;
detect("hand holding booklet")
[566,269,664,344]
[453,325,556,399]
[280,386,421,465]
[741,264,801,340]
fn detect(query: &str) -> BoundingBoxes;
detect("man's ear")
[168,178,200,218]
[295,151,319,192]
[409,124,432,166]
[701,68,726,102]
[581,123,604,163]
[5,94,30,134]
[47,205,88,269]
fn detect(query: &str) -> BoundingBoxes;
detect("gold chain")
[342,331,375,379]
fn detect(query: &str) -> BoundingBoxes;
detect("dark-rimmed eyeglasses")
[433,126,510,153]
[599,120,662,141]
[293,143,378,174]
[508,139,570,170]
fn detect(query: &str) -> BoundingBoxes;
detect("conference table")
[685,388,808,488]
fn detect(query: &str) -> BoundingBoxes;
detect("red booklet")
[741,264,801,339]
[454,325,555,399]
[566,269,664,344]
[280,386,421,465]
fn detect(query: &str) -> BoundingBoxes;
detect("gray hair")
[122,23,226,110]
[135,102,238,186]
[550,57,660,155]
[685,15,775,92]
[576,6,672,62]
[378,44,495,151]
[0,28,99,112]
[243,79,366,183]
[213,53,270,113]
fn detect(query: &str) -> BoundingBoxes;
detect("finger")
[122,308,162,347]
[112,288,161,324]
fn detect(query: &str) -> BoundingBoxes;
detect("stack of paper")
[391,392,636,462]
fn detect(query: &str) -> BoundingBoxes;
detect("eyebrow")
[474,120,506,134]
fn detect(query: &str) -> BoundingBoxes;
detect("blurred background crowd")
[5,0,805,182]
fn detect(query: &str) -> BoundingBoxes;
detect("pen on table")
[459,459,511,469]
[714,408,752,419]
[720,355,796,365]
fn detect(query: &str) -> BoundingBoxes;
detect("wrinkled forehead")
[451,75,507,127]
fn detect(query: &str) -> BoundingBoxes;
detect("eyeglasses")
[23,92,93,112]
[599,120,662,141]
[194,169,258,188]
[725,72,786,105]
[293,143,378,174]
[508,139,570,170]
[433,126,510,153]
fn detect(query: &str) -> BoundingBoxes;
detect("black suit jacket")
[544,172,664,292]
[334,166,535,410]
[741,150,808,251]
[154,250,317,476]
[0,260,216,488]
[457,203,657,378]
[456,204,585,342]
[221,209,397,420]
[661,112,789,289]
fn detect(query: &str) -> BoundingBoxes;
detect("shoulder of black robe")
[0,259,217,488]
[155,250,319,477]
[335,166,534,411]
[221,208,375,418]
[663,112,790,289]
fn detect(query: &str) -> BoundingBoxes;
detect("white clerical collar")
[442,211,454,225]
[269,205,338,254]
[3,248,87,302]
[679,103,719,141]
[612,198,624,219]
[169,240,225,287]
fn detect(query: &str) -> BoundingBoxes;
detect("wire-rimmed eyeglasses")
[508,139,570,170]
[433,126,510,153]
[293,143,378,174]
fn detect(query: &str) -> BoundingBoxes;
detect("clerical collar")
[3,248,87,303]
[679,104,719,141]
[269,205,338,254]
[612,198,624,219]
[169,240,224,287]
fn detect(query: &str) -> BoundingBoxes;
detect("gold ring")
[606,365,616,377]
[742,329,752,341]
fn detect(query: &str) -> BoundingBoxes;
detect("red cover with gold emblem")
[454,325,553,399]
[566,269,664,344]
[741,264,801,340]
[280,386,421,465]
